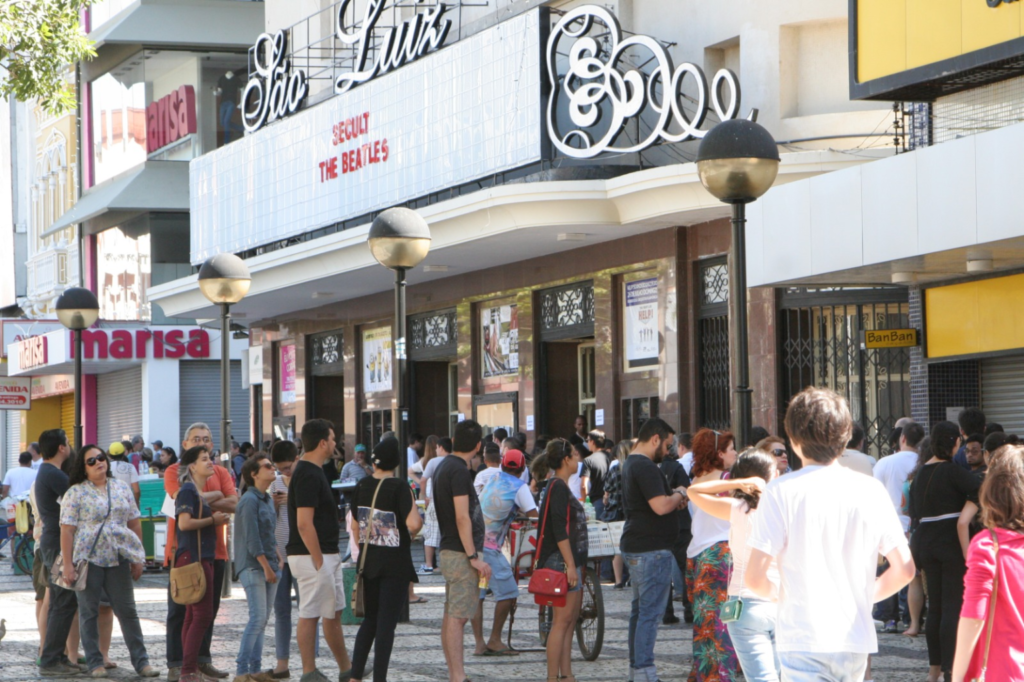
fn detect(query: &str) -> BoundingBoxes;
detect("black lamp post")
[197,254,252,460]
[696,119,780,449]
[56,287,100,452]
[368,207,431,622]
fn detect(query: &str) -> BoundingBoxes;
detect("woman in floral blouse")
[60,445,158,678]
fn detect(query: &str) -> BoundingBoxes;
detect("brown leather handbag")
[170,490,207,606]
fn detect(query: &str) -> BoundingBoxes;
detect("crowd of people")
[14,389,1024,682]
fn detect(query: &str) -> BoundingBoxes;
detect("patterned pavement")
[0,552,931,682]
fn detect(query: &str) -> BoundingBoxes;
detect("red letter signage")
[147,85,197,153]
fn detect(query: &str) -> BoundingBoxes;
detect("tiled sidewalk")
[0,559,931,682]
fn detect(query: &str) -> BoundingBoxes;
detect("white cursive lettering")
[242,31,309,133]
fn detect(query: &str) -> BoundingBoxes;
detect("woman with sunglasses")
[234,453,280,681]
[176,445,231,682]
[537,439,589,682]
[59,445,158,678]
[686,428,740,681]
[755,437,789,475]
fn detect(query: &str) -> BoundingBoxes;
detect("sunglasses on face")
[772,448,787,455]
[259,462,275,471]
[86,454,107,467]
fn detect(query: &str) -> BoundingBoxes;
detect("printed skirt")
[686,541,739,682]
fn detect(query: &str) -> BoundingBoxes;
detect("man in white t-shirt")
[29,442,42,470]
[873,422,924,533]
[745,387,914,681]
[473,443,503,497]
[417,437,450,574]
[837,423,876,477]
[2,452,38,497]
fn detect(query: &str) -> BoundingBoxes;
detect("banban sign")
[546,6,748,159]
[242,31,309,133]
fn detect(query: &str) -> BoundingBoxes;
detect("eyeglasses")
[771,448,787,455]
[86,454,107,467]
[187,435,213,444]
[259,462,275,471]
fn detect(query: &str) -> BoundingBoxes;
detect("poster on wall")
[624,278,659,370]
[363,327,393,393]
[481,304,518,378]
[280,343,296,404]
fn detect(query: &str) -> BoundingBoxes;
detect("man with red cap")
[474,447,538,655]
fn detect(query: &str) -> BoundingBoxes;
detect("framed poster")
[624,278,659,370]
[481,304,518,378]
[279,343,296,404]
[363,327,393,393]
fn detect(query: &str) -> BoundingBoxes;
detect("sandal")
[409,597,429,604]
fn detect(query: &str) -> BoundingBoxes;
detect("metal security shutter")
[97,367,143,449]
[981,355,1024,436]
[178,360,249,447]
[5,410,21,475]
[61,393,76,448]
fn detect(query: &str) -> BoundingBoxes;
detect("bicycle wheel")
[575,568,604,661]
[538,604,554,646]
[13,534,34,576]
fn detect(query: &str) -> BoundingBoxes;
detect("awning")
[88,0,265,50]
[43,161,190,238]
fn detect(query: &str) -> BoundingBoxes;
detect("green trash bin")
[341,566,363,625]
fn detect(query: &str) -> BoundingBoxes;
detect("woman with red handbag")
[533,439,588,682]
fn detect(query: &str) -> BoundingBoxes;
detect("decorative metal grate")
[698,315,731,431]
[780,298,911,458]
[538,281,595,340]
[310,329,344,376]
[702,263,729,306]
[408,308,457,361]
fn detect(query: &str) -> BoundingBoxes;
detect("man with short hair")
[580,431,610,518]
[838,423,876,476]
[36,429,80,677]
[164,423,238,681]
[571,415,587,445]
[417,438,451,575]
[473,442,503,497]
[407,433,424,472]
[29,441,42,469]
[473,448,537,655]
[621,417,687,682]
[746,388,915,681]
[287,419,352,682]
[954,407,986,469]
[3,451,38,498]
[434,419,491,682]
[964,434,986,477]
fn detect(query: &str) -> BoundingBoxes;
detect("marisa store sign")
[240,2,749,156]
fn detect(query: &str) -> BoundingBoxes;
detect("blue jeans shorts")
[480,548,519,602]
[543,552,582,592]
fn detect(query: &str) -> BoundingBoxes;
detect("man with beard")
[620,418,688,682]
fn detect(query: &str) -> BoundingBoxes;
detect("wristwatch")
[468,552,479,561]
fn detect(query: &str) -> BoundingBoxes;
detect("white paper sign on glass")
[190,9,542,264]
[624,278,659,371]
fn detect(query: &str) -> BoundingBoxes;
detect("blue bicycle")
[0,497,35,576]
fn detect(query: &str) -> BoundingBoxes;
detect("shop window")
[97,226,151,321]
[89,49,248,185]
[621,396,658,440]
[361,409,393,449]
[698,258,730,431]
[578,343,596,432]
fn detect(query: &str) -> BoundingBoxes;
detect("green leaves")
[0,0,96,114]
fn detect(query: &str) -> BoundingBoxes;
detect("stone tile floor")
[0,558,931,681]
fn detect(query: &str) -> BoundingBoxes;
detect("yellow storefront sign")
[925,273,1024,358]
[852,0,1024,100]
[864,329,919,349]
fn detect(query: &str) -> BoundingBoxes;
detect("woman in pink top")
[951,444,1024,682]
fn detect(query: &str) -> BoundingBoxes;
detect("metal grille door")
[981,355,1024,435]
[61,393,76,449]
[780,293,910,458]
[97,367,143,448]
[698,259,730,430]
[5,410,22,475]
[179,361,250,447]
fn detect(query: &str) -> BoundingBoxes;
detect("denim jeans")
[725,598,779,682]
[778,651,868,682]
[237,567,279,675]
[219,101,241,145]
[624,549,673,682]
[274,562,319,661]
[78,560,151,674]
[40,548,79,668]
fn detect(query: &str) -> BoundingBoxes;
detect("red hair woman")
[686,428,740,681]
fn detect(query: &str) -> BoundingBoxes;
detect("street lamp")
[368,207,430,620]
[56,287,100,451]
[696,119,779,449]
[198,253,251,460]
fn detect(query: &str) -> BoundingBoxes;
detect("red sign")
[147,85,197,153]
[70,329,211,360]
[319,110,389,183]
[18,336,48,371]
[0,377,32,410]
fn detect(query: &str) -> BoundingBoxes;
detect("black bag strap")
[84,483,113,562]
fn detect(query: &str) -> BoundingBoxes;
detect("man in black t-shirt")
[620,418,687,682]
[35,429,81,676]
[286,419,352,682]
[433,419,491,682]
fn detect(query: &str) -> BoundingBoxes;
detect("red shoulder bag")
[528,479,571,608]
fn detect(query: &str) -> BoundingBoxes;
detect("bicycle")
[0,496,35,576]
